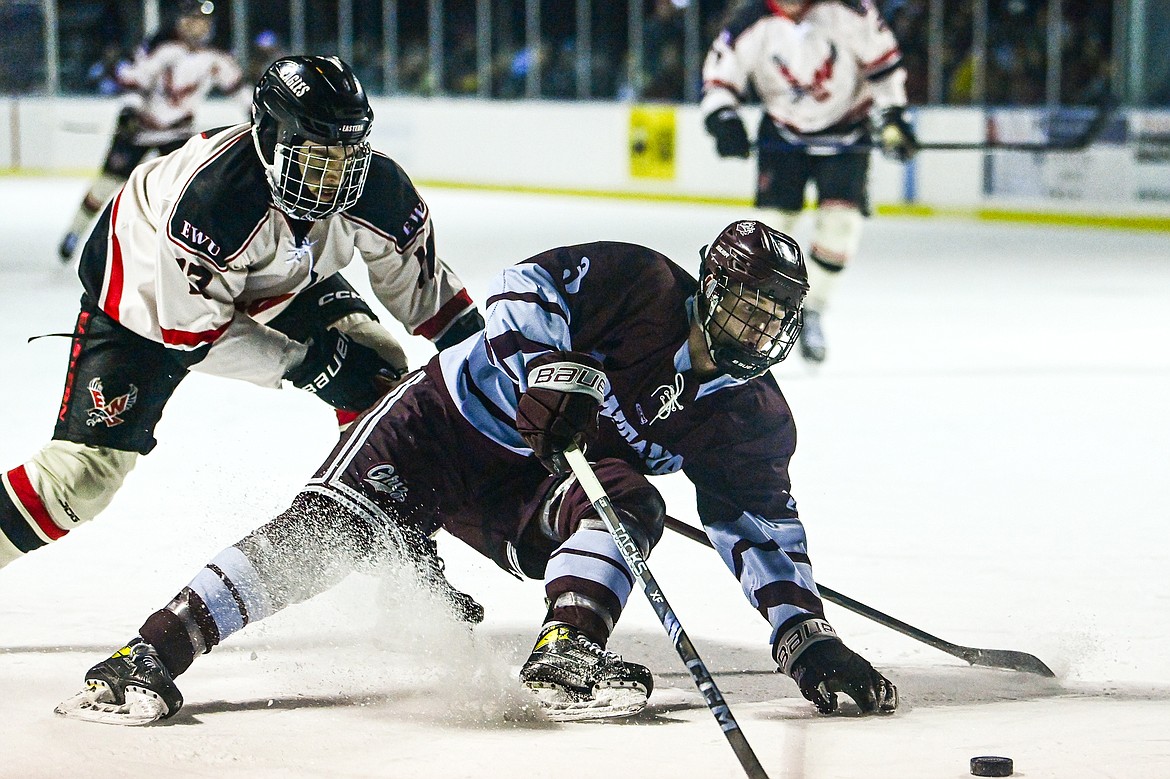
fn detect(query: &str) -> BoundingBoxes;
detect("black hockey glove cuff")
[516,351,607,474]
[704,108,752,158]
[878,107,919,162]
[434,307,486,351]
[779,618,898,715]
[285,328,403,413]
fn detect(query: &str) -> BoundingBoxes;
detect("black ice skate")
[799,309,827,363]
[414,534,485,624]
[519,622,653,721]
[54,637,183,725]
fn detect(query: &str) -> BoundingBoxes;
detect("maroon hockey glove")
[516,351,607,474]
[704,108,751,159]
[777,618,898,715]
[285,328,403,413]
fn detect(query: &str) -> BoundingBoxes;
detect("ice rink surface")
[1,176,1168,778]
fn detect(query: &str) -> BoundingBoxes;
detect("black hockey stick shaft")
[754,94,1114,154]
[663,516,1054,677]
[563,447,770,779]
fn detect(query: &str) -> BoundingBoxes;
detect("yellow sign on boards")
[629,106,676,180]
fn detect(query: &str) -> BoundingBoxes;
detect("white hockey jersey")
[117,38,243,146]
[701,0,907,136]
[77,124,476,388]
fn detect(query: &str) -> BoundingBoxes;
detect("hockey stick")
[563,446,771,779]
[663,516,1055,677]
[754,95,1115,155]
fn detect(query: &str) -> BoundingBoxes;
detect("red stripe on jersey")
[245,293,295,317]
[865,48,902,72]
[161,321,230,348]
[103,190,126,320]
[703,79,743,98]
[335,409,361,428]
[414,289,473,340]
[6,466,67,541]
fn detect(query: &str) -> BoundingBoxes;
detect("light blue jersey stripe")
[545,529,635,604]
[187,546,272,642]
[441,263,575,452]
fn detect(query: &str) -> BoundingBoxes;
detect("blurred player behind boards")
[1,56,484,574]
[56,221,895,726]
[58,0,245,262]
[701,0,918,362]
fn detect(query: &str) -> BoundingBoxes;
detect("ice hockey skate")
[799,309,827,363]
[519,622,653,721]
[54,637,183,725]
[415,534,485,624]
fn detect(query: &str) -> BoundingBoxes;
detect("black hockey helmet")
[251,56,374,220]
[697,221,809,379]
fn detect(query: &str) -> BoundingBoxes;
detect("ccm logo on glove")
[528,362,607,402]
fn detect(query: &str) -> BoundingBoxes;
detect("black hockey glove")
[776,618,898,715]
[285,328,403,413]
[515,351,608,474]
[113,106,142,144]
[704,108,752,159]
[434,307,486,352]
[878,106,919,162]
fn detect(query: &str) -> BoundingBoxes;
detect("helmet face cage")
[697,221,809,380]
[700,272,804,379]
[251,56,374,221]
[269,136,371,220]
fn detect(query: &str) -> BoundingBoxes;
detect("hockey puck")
[970,756,1013,777]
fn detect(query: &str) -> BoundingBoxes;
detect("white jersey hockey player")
[1,56,483,571]
[701,0,917,362]
[58,0,244,261]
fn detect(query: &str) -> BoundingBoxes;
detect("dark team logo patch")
[363,463,408,503]
[86,378,138,428]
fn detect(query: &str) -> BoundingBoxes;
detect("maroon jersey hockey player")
[1,57,483,571]
[56,220,896,726]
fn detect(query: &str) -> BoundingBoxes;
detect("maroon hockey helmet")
[697,221,809,379]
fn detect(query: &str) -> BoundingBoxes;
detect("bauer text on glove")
[777,617,898,715]
[515,351,607,474]
[284,328,403,413]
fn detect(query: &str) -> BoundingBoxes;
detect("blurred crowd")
[3,0,1123,106]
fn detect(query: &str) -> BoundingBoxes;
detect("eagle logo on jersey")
[773,44,837,103]
[85,378,138,428]
[363,463,408,503]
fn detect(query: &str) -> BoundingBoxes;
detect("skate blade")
[54,685,167,726]
[524,681,648,722]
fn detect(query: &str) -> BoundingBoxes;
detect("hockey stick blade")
[663,516,1055,678]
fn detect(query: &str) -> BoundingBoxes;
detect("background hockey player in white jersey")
[1,56,484,572]
[701,0,918,362]
[57,0,245,262]
[55,220,895,726]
